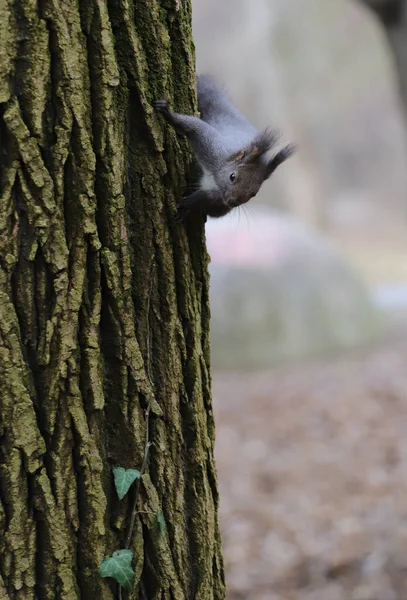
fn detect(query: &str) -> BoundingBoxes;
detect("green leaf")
[157,511,165,537]
[113,467,141,500]
[99,549,135,592]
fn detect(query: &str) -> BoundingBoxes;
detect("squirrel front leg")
[176,189,232,222]
[153,100,227,172]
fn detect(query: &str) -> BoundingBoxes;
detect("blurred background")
[192,0,407,598]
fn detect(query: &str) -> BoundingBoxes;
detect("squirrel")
[153,75,295,221]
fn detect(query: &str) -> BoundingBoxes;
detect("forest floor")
[213,330,407,600]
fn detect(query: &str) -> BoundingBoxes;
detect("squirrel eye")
[229,172,236,183]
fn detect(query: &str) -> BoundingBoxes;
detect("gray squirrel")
[153,75,295,221]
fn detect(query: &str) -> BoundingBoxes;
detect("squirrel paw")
[153,100,171,117]
[175,198,193,223]
[175,207,190,223]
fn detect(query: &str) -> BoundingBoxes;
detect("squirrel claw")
[175,207,189,223]
[153,100,170,115]
[175,199,192,222]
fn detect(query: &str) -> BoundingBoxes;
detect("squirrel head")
[215,130,295,208]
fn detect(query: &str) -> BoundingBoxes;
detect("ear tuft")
[244,129,280,163]
[228,130,285,164]
[249,146,261,159]
[256,129,280,154]
[265,143,296,178]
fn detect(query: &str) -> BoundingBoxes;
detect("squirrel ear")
[232,149,247,161]
[231,144,261,164]
[231,130,279,163]
[246,145,262,161]
[265,144,296,178]
[232,146,261,161]
[244,129,280,163]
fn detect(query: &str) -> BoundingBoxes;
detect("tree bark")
[361,0,407,112]
[0,1,225,599]
[387,9,407,111]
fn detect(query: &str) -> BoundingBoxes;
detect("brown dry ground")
[213,331,407,600]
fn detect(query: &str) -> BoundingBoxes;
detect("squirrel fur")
[154,75,295,221]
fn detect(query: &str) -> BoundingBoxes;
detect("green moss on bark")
[0,0,224,598]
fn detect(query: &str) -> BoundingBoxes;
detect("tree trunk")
[361,0,407,112]
[0,1,225,599]
[387,9,407,112]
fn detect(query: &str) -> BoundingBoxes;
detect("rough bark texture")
[0,1,225,599]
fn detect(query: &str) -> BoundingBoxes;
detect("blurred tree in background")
[362,0,407,112]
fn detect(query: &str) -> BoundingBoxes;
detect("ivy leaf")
[157,511,165,537]
[113,467,141,500]
[99,549,135,592]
